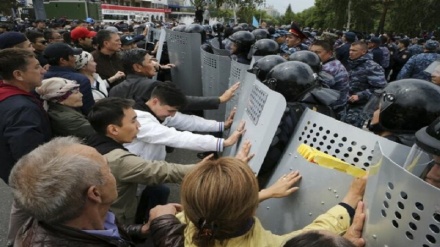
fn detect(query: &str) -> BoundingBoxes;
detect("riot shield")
[363,144,440,247]
[257,109,412,234]
[148,27,163,43]
[224,60,251,120]
[152,28,166,81]
[222,79,286,174]
[200,48,232,121]
[166,29,202,96]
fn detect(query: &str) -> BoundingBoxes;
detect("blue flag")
[252,16,259,28]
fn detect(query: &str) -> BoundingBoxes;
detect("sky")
[265,0,315,14]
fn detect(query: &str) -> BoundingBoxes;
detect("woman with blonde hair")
[149,157,366,247]
[36,77,95,138]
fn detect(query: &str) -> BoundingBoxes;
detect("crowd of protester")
[0,14,440,247]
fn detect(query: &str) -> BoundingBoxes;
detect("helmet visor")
[424,60,440,75]
[404,143,434,177]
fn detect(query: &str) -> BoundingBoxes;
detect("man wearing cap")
[71,26,97,52]
[43,43,95,115]
[0,31,34,51]
[397,40,440,81]
[26,30,49,67]
[0,48,52,246]
[283,23,308,57]
[121,35,138,51]
[272,29,289,55]
[367,37,384,66]
[336,31,357,71]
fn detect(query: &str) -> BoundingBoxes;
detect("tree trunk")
[346,0,351,31]
[376,2,389,35]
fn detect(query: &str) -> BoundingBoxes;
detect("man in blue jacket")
[43,43,95,115]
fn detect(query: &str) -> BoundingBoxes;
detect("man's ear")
[87,186,102,203]
[133,63,143,73]
[106,124,119,136]
[12,70,24,81]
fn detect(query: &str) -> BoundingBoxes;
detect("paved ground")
[0,148,200,246]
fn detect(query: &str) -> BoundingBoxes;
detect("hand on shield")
[224,107,236,129]
[160,63,176,70]
[343,201,366,247]
[235,140,254,163]
[219,82,240,103]
[258,171,302,202]
[342,176,367,209]
[224,121,245,147]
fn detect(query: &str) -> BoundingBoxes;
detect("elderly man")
[342,41,387,128]
[9,137,151,245]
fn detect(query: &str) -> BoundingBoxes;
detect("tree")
[0,0,18,16]
[283,4,295,24]
[190,0,205,9]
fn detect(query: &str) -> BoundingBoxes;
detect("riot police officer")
[257,61,340,186]
[364,79,440,146]
[248,39,279,60]
[248,54,286,82]
[228,30,256,65]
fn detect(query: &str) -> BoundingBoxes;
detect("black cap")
[43,43,82,59]
[121,35,135,46]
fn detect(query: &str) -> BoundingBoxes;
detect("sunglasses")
[38,40,48,45]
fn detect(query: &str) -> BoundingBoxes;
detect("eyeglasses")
[38,40,48,45]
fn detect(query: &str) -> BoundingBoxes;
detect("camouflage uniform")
[322,57,350,117]
[408,44,423,56]
[397,52,440,81]
[279,43,289,55]
[282,43,309,57]
[342,53,387,128]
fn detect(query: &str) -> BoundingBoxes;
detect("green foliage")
[282,4,295,24]
[0,0,19,16]
[190,0,205,9]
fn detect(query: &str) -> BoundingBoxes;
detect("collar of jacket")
[134,101,164,123]
[348,52,373,67]
[85,134,128,155]
[0,81,35,102]
[97,50,119,59]
[322,57,336,65]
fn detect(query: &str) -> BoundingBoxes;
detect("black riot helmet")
[248,39,279,59]
[252,28,270,40]
[371,79,440,134]
[288,50,322,73]
[248,55,286,82]
[172,25,186,32]
[185,23,207,43]
[229,31,256,54]
[212,22,224,34]
[264,61,317,102]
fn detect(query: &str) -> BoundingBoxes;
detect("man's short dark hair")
[121,48,149,75]
[351,41,368,50]
[311,39,333,52]
[150,81,187,108]
[25,30,44,43]
[96,29,117,49]
[88,97,135,135]
[0,48,36,80]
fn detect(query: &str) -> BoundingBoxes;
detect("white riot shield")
[224,60,251,120]
[200,48,232,121]
[166,29,202,96]
[148,28,162,43]
[222,79,286,174]
[257,109,413,234]
[363,144,440,247]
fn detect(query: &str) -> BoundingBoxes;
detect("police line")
[165,30,440,246]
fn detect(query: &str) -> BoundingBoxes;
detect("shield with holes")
[201,48,232,121]
[166,29,203,96]
[256,108,412,234]
[222,78,286,174]
[363,144,440,247]
[224,60,252,120]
